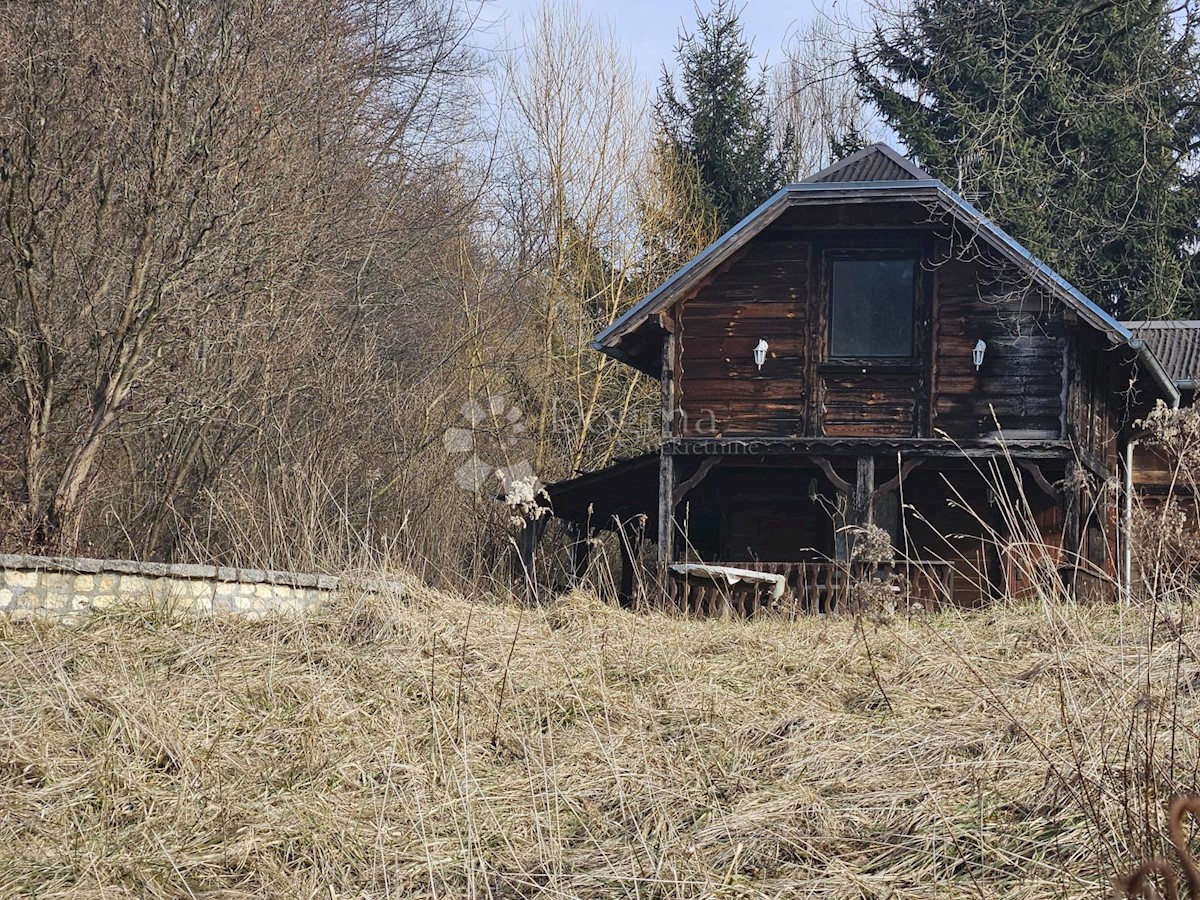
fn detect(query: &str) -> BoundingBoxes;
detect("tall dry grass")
[1,578,1197,898]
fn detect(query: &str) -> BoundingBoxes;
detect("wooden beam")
[519,519,537,574]
[1058,342,1069,439]
[672,457,721,507]
[658,454,675,578]
[614,514,646,609]
[1061,460,1082,591]
[1076,448,1109,481]
[874,459,924,498]
[812,456,852,495]
[664,436,1076,460]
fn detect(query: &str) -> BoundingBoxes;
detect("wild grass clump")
[1,582,1197,898]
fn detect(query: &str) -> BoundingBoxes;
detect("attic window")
[829,257,916,358]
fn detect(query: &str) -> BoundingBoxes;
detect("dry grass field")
[1,578,1198,898]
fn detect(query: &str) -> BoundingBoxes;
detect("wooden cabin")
[542,144,1185,613]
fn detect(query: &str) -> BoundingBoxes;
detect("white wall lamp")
[973,338,987,371]
[753,339,769,370]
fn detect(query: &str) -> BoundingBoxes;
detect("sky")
[482,0,877,90]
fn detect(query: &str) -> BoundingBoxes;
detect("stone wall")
[0,554,403,620]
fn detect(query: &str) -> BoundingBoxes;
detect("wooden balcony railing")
[665,560,959,618]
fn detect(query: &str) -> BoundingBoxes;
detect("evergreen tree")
[656,0,793,233]
[855,0,1200,318]
[829,124,867,163]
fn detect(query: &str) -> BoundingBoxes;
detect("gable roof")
[593,145,1179,406]
[1123,321,1200,388]
[800,142,932,183]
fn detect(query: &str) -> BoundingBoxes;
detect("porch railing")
[665,560,959,618]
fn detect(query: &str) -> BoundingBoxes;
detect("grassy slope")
[0,582,1197,899]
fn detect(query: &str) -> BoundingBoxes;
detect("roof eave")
[596,341,658,377]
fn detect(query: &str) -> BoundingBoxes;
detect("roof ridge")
[799,143,931,184]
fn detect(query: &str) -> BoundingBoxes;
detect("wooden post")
[1123,438,1135,601]
[618,526,636,609]
[984,465,1009,602]
[657,330,676,593]
[658,452,675,586]
[1062,461,1082,594]
[854,455,875,528]
[519,516,545,600]
[519,517,536,574]
[566,522,590,586]
[851,455,875,585]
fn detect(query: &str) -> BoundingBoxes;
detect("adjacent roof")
[541,451,659,528]
[592,143,1179,406]
[1123,321,1200,388]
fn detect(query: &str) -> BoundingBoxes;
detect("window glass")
[829,258,915,358]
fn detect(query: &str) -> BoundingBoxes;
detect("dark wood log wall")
[1065,329,1129,580]
[1133,444,1183,494]
[673,237,812,437]
[673,216,1070,443]
[930,250,1066,439]
[715,467,832,560]
[1066,329,1122,472]
[821,372,920,437]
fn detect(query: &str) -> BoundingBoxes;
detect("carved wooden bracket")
[874,459,924,498]
[672,457,721,507]
[1017,460,1063,504]
[812,456,852,495]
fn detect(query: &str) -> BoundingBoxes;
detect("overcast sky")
[482,0,877,89]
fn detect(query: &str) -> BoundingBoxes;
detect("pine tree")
[855,0,1200,318]
[656,0,793,233]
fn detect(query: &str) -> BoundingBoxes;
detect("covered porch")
[538,439,1106,615]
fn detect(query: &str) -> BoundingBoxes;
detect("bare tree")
[0,0,484,556]
[490,1,661,481]
[772,13,881,179]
